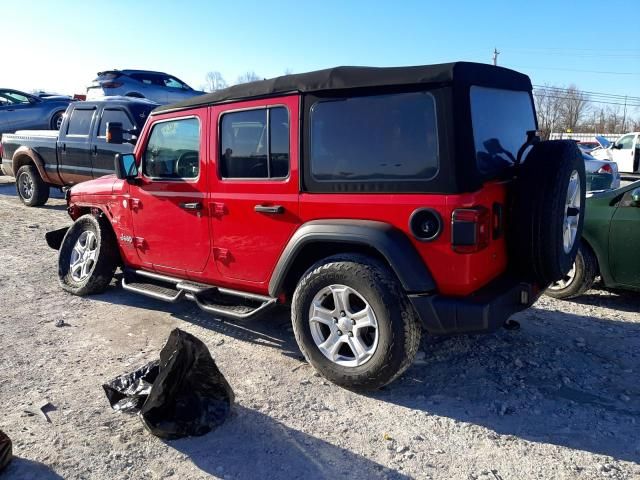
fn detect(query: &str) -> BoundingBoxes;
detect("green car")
[547,180,640,299]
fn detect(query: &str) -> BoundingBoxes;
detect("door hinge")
[133,237,146,249]
[129,198,142,210]
[213,247,230,262]
[210,202,226,217]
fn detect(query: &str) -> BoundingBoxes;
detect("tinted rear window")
[67,109,95,136]
[470,87,536,177]
[309,92,438,182]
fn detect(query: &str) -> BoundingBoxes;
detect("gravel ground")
[0,176,638,480]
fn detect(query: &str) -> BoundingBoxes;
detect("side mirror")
[631,188,640,207]
[106,122,124,144]
[115,153,138,180]
[612,143,622,150]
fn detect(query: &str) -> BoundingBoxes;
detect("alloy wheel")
[69,231,98,281]
[308,284,379,367]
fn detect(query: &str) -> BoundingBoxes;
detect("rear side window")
[143,118,200,179]
[309,92,438,182]
[98,109,134,137]
[67,109,95,136]
[219,107,289,179]
[470,87,536,176]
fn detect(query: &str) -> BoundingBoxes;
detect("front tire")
[545,246,597,299]
[16,165,49,206]
[291,254,421,391]
[58,214,119,295]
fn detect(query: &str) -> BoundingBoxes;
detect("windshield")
[470,86,536,177]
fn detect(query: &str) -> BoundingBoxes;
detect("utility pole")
[622,96,627,133]
[492,48,500,66]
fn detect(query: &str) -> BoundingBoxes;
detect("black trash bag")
[103,360,160,412]
[0,430,12,473]
[103,328,234,440]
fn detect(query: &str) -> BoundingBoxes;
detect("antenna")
[492,48,500,66]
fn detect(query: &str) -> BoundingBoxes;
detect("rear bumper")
[408,276,537,335]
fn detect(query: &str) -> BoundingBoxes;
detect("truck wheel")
[510,140,586,286]
[15,165,49,207]
[58,214,119,296]
[545,246,597,300]
[291,254,421,391]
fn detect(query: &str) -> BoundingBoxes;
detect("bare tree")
[236,71,261,84]
[559,84,590,132]
[533,85,564,139]
[204,71,227,92]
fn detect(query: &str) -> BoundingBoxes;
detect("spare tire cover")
[509,140,586,286]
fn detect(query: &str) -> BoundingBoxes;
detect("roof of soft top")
[153,62,532,115]
[97,69,170,76]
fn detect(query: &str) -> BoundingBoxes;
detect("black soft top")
[153,62,532,114]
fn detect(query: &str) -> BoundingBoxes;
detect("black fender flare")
[268,220,436,297]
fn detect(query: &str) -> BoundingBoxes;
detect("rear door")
[608,187,640,287]
[91,106,135,178]
[210,96,300,285]
[58,105,96,185]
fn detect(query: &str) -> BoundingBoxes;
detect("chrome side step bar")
[121,269,278,320]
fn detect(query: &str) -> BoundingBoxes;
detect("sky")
[2,0,639,105]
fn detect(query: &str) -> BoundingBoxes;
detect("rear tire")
[510,140,586,286]
[15,165,49,207]
[291,254,421,391]
[545,246,598,299]
[50,111,64,130]
[58,214,119,296]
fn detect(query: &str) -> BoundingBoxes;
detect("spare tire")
[509,140,585,287]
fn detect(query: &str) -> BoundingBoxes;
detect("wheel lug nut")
[333,317,338,322]
[337,330,343,336]
[348,332,353,337]
[340,311,346,317]
[351,319,356,325]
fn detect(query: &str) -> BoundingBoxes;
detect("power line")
[532,92,640,109]
[510,64,640,76]
[533,85,640,103]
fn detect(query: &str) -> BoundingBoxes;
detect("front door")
[608,187,640,287]
[210,96,300,285]
[611,134,636,173]
[129,112,211,274]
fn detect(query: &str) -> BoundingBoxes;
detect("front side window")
[67,109,95,136]
[1,91,30,105]
[98,109,134,137]
[309,92,438,182]
[615,135,634,150]
[470,86,536,177]
[143,118,200,179]
[220,107,289,179]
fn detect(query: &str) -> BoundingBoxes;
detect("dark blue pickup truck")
[1,97,157,206]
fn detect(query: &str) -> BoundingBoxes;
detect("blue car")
[0,89,73,136]
[86,69,205,105]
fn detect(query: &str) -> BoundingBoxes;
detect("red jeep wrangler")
[47,62,585,390]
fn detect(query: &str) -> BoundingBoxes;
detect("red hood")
[69,174,119,196]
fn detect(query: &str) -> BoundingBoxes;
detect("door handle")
[93,145,98,155]
[254,204,284,214]
[62,143,66,152]
[179,202,203,210]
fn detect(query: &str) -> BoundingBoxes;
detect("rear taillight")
[101,82,123,89]
[597,164,612,174]
[0,143,4,159]
[451,206,491,253]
